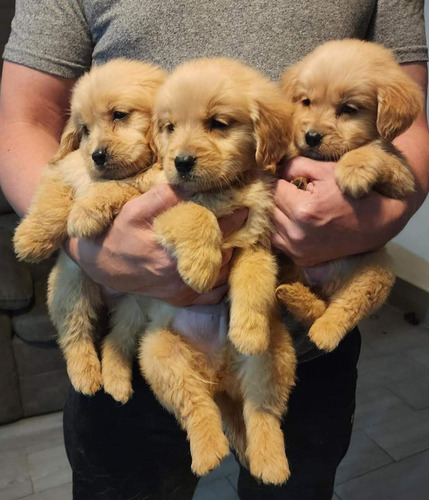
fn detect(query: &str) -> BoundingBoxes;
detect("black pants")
[64,329,360,500]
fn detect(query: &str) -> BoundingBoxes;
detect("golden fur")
[277,39,423,351]
[14,59,167,395]
[125,58,297,483]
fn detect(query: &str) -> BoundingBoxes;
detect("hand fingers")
[218,208,248,238]
[124,183,186,224]
[221,248,233,267]
[278,156,334,181]
[274,179,310,218]
[190,284,229,305]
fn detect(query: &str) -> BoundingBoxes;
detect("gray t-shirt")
[3,0,428,361]
[4,0,428,81]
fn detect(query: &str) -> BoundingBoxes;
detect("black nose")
[92,149,107,167]
[305,130,323,147]
[174,155,195,174]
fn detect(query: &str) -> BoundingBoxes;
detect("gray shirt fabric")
[3,0,428,361]
[4,0,428,81]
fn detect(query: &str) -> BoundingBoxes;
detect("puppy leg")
[48,252,103,395]
[14,170,73,262]
[102,295,147,404]
[276,282,327,326]
[139,328,229,476]
[228,246,277,355]
[240,317,296,485]
[68,182,141,238]
[154,202,223,293]
[309,261,395,352]
[336,141,414,199]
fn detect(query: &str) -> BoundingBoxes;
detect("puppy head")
[281,39,423,160]
[52,59,166,180]
[152,58,293,192]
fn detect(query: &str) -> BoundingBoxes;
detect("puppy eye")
[302,98,311,107]
[112,111,129,121]
[209,118,229,131]
[81,124,89,135]
[164,123,175,133]
[338,104,358,115]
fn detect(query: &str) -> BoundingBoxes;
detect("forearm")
[393,62,429,213]
[0,61,75,216]
[394,116,429,213]
[0,122,60,216]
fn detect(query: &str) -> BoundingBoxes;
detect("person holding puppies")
[1,1,429,499]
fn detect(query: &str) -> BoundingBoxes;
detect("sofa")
[0,188,70,424]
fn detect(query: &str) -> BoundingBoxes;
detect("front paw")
[335,157,378,198]
[308,317,344,352]
[14,222,57,262]
[176,247,223,293]
[68,202,112,238]
[229,314,269,355]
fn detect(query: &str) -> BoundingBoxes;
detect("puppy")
[14,59,166,396]
[276,39,423,351]
[124,57,297,484]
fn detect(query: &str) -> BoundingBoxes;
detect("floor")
[1,303,429,500]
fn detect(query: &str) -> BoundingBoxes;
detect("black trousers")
[64,329,360,500]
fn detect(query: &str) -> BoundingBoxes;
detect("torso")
[82,0,376,80]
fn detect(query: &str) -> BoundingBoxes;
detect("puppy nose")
[92,149,107,166]
[174,155,196,174]
[305,130,323,147]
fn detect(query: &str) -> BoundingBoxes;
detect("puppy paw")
[249,454,290,486]
[177,248,223,293]
[14,223,58,263]
[247,423,290,485]
[229,315,270,355]
[154,205,223,294]
[68,202,113,238]
[102,361,133,404]
[68,358,103,396]
[190,430,229,476]
[308,317,345,352]
[335,158,378,198]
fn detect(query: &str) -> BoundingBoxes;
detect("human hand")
[65,184,248,306]
[272,157,411,267]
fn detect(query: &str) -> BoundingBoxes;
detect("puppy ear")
[50,118,81,163]
[377,70,423,141]
[280,63,300,102]
[253,92,294,171]
[146,121,159,161]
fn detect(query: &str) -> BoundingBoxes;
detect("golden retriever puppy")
[14,59,166,395]
[129,57,297,484]
[276,39,423,352]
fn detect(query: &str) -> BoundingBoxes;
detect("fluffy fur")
[119,58,297,484]
[14,59,166,395]
[276,39,423,351]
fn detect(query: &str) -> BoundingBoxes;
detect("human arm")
[272,63,429,267]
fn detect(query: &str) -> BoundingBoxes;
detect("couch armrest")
[0,223,33,311]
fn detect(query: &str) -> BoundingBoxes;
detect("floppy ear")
[377,69,423,141]
[50,118,81,163]
[252,92,294,171]
[146,120,159,162]
[280,63,300,102]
